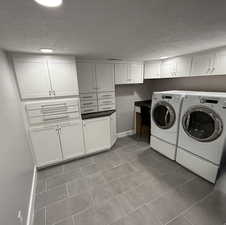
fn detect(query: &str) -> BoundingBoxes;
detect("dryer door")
[182,106,223,142]
[152,101,176,129]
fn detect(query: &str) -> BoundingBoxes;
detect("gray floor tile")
[38,165,64,180]
[75,208,98,225]
[36,179,46,194]
[63,157,94,173]
[67,178,89,197]
[184,190,226,225]
[123,180,160,209]
[80,164,101,176]
[86,172,106,188]
[103,163,136,182]
[36,184,67,209]
[167,216,193,225]
[122,205,161,225]
[94,198,126,225]
[91,184,114,207]
[33,208,45,225]
[54,217,75,225]
[46,193,92,225]
[46,169,82,190]
[147,189,190,224]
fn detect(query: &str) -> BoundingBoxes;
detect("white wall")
[0,50,34,225]
[116,82,152,133]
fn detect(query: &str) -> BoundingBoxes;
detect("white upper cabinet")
[211,48,226,75]
[190,52,214,76]
[160,58,176,78]
[77,62,96,93]
[175,56,192,77]
[115,62,143,84]
[13,56,51,98]
[115,63,128,84]
[48,57,79,97]
[128,63,143,83]
[95,63,115,92]
[144,61,161,79]
[60,121,85,160]
[13,54,79,99]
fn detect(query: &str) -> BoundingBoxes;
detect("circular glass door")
[182,106,223,142]
[152,101,175,129]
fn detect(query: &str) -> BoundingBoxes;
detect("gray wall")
[116,75,226,133]
[0,50,34,225]
[116,82,152,133]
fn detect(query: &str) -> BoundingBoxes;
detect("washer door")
[182,106,223,142]
[152,101,176,129]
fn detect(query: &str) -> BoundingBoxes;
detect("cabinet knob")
[49,90,51,96]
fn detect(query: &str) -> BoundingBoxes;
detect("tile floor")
[33,136,226,225]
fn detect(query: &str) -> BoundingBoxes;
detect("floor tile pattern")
[33,136,226,225]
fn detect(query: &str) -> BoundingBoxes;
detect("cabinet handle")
[207,68,210,73]
[53,90,56,96]
[83,102,93,106]
[211,67,215,73]
[49,90,52,96]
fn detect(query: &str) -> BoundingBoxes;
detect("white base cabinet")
[30,121,85,167]
[30,125,63,167]
[83,117,111,154]
[60,121,85,160]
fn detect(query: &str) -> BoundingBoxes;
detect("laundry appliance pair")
[151,90,226,183]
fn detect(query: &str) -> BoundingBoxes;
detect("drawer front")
[81,106,98,114]
[98,98,115,106]
[98,92,115,99]
[80,93,97,101]
[98,104,115,111]
[28,112,80,125]
[80,100,97,108]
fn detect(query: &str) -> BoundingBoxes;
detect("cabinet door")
[60,121,85,159]
[77,62,96,93]
[160,58,176,78]
[95,63,115,92]
[144,61,161,79]
[110,112,117,146]
[212,49,226,75]
[30,126,62,167]
[115,63,128,84]
[175,56,192,77]
[128,63,143,83]
[48,58,79,97]
[83,117,111,154]
[13,56,51,99]
[190,53,213,76]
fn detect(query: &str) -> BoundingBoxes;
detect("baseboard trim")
[26,166,37,225]
[117,129,135,138]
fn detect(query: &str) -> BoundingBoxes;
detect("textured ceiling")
[1,0,226,60]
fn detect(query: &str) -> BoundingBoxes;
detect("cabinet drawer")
[81,100,97,108]
[98,104,115,111]
[97,92,115,99]
[98,98,115,106]
[80,93,97,101]
[81,106,98,114]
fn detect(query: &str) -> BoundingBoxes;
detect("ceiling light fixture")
[160,56,169,59]
[40,48,53,53]
[34,0,63,7]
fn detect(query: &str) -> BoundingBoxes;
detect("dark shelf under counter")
[134,100,152,109]
[81,110,116,120]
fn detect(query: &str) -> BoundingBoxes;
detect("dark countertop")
[134,100,152,109]
[81,110,116,120]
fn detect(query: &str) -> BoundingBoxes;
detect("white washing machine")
[177,92,226,183]
[150,91,187,160]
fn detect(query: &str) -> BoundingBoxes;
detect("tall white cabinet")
[77,61,116,113]
[13,54,79,99]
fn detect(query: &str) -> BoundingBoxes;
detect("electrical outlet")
[17,210,23,225]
